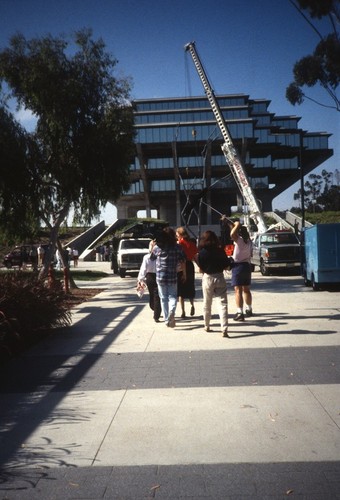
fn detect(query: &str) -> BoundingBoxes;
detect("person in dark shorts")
[228,219,253,321]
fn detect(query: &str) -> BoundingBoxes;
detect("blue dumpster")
[303,223,340,290]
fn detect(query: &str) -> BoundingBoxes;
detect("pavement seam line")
[144,323,157,352]
[91,388,129,466]
[306,383,340,431]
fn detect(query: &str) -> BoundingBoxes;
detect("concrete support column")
[205,143,212,225]
[172,141,182,227]
[136,143,151,217]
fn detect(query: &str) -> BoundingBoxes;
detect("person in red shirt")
[176,226,198,318]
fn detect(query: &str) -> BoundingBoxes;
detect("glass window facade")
[135,95,248,112]
[304,134,329,150]
[150,179,175,192]
[124,180,144,195]
[251,156,272,168]
[135,108,249,124]
[136,121,254,143]
[273,157,298,170]
[272,118,299,129]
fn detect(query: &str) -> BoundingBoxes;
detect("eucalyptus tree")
[293,169,340,211]
[0,29,135,277]
[287,0,340,111]
[0,104,39,244]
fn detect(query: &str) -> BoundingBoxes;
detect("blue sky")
[1,0,339,220]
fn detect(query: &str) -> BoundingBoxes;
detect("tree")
[318,184,340,210]
[286,0,340,111]
[0,29,135,277]
[0,104,39,243]
[293,169,340,210]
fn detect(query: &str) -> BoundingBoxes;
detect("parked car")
[3,244,50,269]
[251,231,301,276]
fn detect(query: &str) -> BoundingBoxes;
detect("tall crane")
[184,41,267,234]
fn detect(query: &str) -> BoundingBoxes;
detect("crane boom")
[184,41,267,233]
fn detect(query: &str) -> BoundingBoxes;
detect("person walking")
[37,244,45,268]
[228,219,253,321]
[176,227,198,318]
[72,248,79,267]
[197,230,232,337]
[137,240,161,322]
[29,245,38,271]
[151,227,186,328]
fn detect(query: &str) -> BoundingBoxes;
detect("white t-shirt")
[232,237,252,263]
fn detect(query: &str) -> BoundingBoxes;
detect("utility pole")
[299,132,305,230]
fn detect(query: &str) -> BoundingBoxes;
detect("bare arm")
[230,220,241,242]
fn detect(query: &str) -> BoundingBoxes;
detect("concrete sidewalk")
[0,262,339,499]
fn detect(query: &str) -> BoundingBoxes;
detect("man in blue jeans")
[151,227,186,328]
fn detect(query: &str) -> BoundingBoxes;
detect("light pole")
[299,131,305,230]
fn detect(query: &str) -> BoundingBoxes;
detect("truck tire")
[303,266,311,286]
[303,275,311,287]
[119,268,126,278]
[260,259,269,276]
[311,274,320,291]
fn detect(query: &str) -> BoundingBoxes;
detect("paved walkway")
[0,261,339,499]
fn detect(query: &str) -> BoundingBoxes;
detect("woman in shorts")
[228,220,253,321]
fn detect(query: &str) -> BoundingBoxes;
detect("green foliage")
[116,218,169,237]
[291,210,340,224]
[0,106,40,240]
[297,0,336,18]
[0,273,71,359]
[0,29,135,274]
[293,169,340,211]
[287,0,340,111]
[0,273,71,330]
[318,185,340,210]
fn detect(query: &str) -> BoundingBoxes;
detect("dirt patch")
[63,287,104,308]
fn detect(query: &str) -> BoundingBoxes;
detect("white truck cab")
[117,238,151,278]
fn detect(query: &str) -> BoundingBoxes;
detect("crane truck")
[184,41,267,234]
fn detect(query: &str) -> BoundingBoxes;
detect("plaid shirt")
[151,244,185,284]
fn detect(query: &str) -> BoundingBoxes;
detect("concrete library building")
[115,94,333,227]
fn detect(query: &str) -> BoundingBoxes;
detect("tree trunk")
[38,205,70,281]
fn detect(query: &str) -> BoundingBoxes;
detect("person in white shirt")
[137,240,161,322]
[228,220,253,321]
[72,248,79,267]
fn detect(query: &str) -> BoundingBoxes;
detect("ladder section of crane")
[185,42,267,233]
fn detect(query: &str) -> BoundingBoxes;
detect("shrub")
[0,273,71,359]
